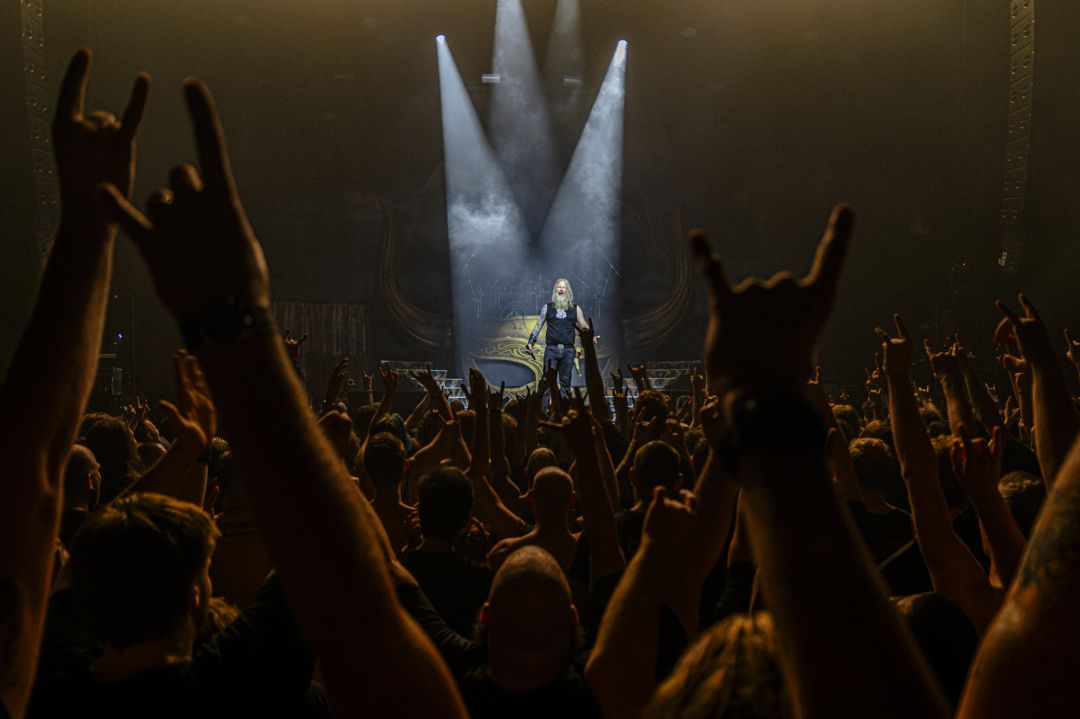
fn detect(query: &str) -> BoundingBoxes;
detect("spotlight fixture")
[614,40,628,66]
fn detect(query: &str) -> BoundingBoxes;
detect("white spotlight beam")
[544,0,585,122]
[490,0,561,235]
[436,36,531,370]
[536,41,627,351]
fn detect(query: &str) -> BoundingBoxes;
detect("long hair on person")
[551,279,574,312]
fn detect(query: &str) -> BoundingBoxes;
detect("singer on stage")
[526,278,590,396]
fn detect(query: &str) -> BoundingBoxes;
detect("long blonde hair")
[551,279,574,312]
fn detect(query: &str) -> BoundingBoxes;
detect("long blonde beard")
[552,296,572,312]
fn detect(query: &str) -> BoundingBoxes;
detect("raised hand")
[54,49,149,224]
[691,204,853,394]
[924,339,961,380]
[101,79,270,322]
[379,363,399,395]
[995,295,1050,358]
[950,424,1005,499]
[323,356,350,409]
[1065,329,1080,369]
[641,486,698,556]
[610,369,626,395]
[464,367,488,410]
[166,350,216,451]
[874,313,915,376]
[283,330,308,366]
[409,365,439,393]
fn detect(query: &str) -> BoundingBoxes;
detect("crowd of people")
[2,48,1080,719]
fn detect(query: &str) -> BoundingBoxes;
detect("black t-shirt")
[29,577,329,718]
[401,549,493,637]
[847,502,914,564]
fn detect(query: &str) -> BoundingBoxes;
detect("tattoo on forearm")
[1016,483,1080,590]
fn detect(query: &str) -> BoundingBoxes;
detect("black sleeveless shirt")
[545,303,577,346]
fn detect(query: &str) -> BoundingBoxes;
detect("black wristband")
[179,298,276,350]
[721,391,827,475]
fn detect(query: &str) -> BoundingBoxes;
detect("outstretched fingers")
[893,313,909,340]
[183,78,235,195]
[689,230,732,305]
[1018,293,1041,320]
[805,203,854,295]
[56,49,91,124]
[119,73,151,142]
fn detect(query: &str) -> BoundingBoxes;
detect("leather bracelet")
[179,298,277,351]
[720,391,827,475]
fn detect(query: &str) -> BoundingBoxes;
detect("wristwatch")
[720,391,827,474]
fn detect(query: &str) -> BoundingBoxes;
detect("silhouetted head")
[631,440,682,501]
[70,493,218,651]
[363,432,407,492]
[479,546,578,692]
[645,612,791,719]
[529,467,575,522]
[525,447,559,488]
[998,470,1046,537]
[79,413,143,503]
[892,593,977,709]
[418,467,474,543]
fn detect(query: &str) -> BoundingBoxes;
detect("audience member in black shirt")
[401,467,494,636]
[30,494,326,718]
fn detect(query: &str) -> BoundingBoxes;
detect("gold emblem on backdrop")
[463,315,612,395]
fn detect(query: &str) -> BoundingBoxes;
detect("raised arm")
[959,426,1080,717]
[954,335,1004,433]
[586,488,695,719]
[691,206,948,719]
[0,50,147,719]
[997,296,1080,487]
[951,425,1026,587]
[464,371,525,539]
[125,351,215,505]
[878,315,1000,630]
[925,340,978,437]
[577,318,611,423]
[101,78,464,718]
[409,365,453,422]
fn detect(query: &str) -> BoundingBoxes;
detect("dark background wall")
[2,0,1078,401]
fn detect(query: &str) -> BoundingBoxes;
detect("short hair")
[859,419,893,445]
[531,467,574,514]
[848,438,900,494]
[633,391,669,423]
[525,447,558,487]
[831,404,860,441]
[998,471,1046,537]
[79,413,143,503]
[645,612,791,719]
[363,432,407,490]
[892,593,977,708]
[633,441,682,493]
[418,467,474,542]
[371,413,412,453]
[70,493,219,648]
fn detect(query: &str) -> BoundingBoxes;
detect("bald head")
[485,546,577,691]
[530,467,574,519]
